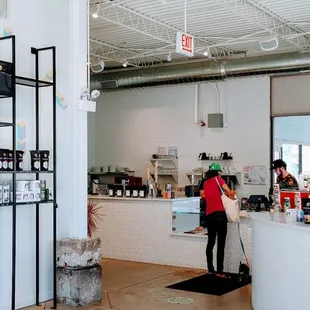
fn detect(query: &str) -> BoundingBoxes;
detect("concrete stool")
[56,237,102,307]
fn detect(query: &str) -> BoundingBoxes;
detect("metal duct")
[90,51,310,91]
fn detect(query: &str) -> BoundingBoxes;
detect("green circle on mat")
[167,297,194,304]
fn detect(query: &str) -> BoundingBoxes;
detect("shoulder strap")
[215,177,224,195]
[238,222,250,268]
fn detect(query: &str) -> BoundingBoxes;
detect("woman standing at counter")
[203,163,234,277]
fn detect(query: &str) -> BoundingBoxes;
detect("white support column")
[66,0,88,238]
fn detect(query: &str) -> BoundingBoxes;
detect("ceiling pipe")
[90,51,310,91]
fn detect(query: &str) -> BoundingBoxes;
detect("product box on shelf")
[0,180,51,204]
[40,150,50,171]
[13,191,41,203]
[0,149,3,170]
[0,149,25,171]
[30,150,41,171]
[2,183,9,203]
[0,149,51,172]
[16,150,24,171]
[0,149,8,171]
[29,150,51,172]
[7,150,13,171]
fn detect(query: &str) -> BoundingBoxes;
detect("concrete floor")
[25,259,252,310]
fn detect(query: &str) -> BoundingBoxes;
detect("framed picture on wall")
[168,146,178,158]
[157,147,167,155]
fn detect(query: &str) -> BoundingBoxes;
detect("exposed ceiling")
[89,0,310,70]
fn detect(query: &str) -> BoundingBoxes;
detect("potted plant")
[87,199,103,237]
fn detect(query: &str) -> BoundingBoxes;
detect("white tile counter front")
[89,195,251,272]
[250,212,310,310]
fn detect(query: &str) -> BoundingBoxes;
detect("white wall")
[0,0,88,309]
[92,76,271,197]
[88,112,96,168]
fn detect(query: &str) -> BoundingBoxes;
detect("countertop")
[250,212,310,232]
[88,195,200,202]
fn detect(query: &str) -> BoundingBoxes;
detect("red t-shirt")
[203,176,225,215]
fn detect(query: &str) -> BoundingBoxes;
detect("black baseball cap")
[270,159,287,170]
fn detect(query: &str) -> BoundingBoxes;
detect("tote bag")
[215,177,240,223]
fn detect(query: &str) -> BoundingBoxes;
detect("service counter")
[89,195,251,273]
[251,212,310,310]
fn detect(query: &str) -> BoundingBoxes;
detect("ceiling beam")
[90,39,166,67]
[212,0,310,49]
[90,0,234,59]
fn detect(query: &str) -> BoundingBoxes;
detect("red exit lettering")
[182,34,193,53]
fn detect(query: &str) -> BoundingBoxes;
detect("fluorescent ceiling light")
[90,57,105,73]
[259,36,279,51]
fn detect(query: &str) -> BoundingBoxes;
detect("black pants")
[206,211,227,273]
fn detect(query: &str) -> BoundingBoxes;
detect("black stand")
[0,35,57,310]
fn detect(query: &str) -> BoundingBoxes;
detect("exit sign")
[176,32,194,57]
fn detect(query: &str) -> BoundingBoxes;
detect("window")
[282,144,300,178]
[302,146,310,174]
[274,146,282,161]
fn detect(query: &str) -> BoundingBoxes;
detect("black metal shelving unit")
[0,35,57,310]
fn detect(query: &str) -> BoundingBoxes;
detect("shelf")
[0,121,13,127]
[0,200,54,208]
[170,232,208,238]
[0,92,13,98]
[89,171,131,176]
[0,170,55,174]
[199,158,233,161]
[0,37,58,310]
[150,158,178,169]
[186,172,203,176]
[222,174,240,185]
[153,171,178,175]
[16,76,53,88]
[186,172,203,183]
[150,172,178,183]
[0,75,53,99]
[150,158,177,161]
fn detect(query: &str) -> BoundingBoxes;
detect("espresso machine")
[88,173,99,195]
[185,172,202,197]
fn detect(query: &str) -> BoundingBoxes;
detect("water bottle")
[298,174,304,190]
[294,192,301,209]
[297,208,304,222]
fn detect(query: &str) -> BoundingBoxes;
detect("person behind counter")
[271,159,298,189]
[202,163,235,277]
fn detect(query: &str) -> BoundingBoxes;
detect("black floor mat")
[166,273,251,296]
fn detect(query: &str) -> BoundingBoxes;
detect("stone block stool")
[56,237,102,307]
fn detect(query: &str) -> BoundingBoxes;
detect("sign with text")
[176,32,194,57]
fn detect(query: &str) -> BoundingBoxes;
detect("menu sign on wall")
[243,165,267,185]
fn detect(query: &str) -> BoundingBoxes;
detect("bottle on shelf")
[125,185,131,197]
[132,186,139,198]
[139,185,146,198]
[295,192,304,222]
[108,185,115,197]
[116,185,123,197]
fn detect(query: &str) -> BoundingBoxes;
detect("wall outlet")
[78,99,96,112]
